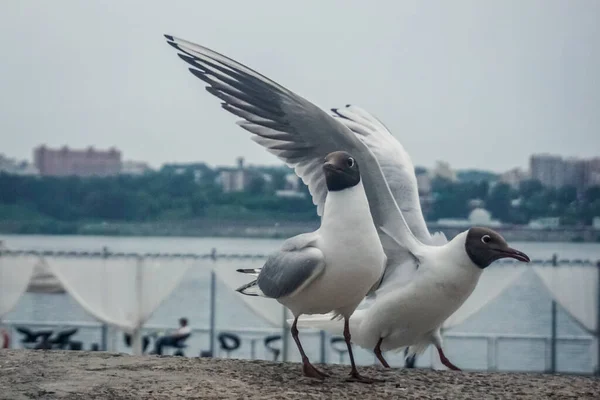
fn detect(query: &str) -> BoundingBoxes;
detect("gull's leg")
[344,318,384,383]
[374,337,390,368]
[436,346,461,371]
[291,316,329,379]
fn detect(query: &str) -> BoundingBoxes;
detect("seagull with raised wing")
[236,150,386,382]
[295,226,530,370]
[161,34,531,372]
[293,108,531,370]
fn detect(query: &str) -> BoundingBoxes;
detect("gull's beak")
[322,162,341,173]
[497,247,531,263]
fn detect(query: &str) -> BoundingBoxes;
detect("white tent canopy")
[27,258,65,294]
[212,257,287,328]
[47,255,195,354]
[533,264,599,334]
[443,264,527,329]
[3,244,599,366]
[0,254,36,319]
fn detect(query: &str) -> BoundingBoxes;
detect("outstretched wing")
[163,34,424,260]
[330,105,448,293]
[330,105,444,245]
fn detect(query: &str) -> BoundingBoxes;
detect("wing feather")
[164,34,424,272]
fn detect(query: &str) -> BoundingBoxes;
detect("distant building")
[588,171,600,188]
[432,161,457,182]
[563,158,586,191]
[500,168,528,189]
[468,199,485,209]
[162,162,212,184]
[437,207,501,228]
[284,173,301,191]
[275,190,306,199]
[415,170,431,195]
[120,160,153,176]
[530,154,565,188]
[0,153,38,175]
[275,173,306,198]
[593,217,600,230]
[529,154,600,191]
[33,145,121,177]
[585,158,600,188]
[528,217,561,229]
[218,157,253,193]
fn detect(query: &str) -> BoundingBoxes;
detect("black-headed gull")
[162,34,531,372]
[236,151,386,382]
[293,108,531,370]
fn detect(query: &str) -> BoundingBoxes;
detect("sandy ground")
[1,350,599,399]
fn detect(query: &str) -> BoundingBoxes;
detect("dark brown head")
[323,151,361,192]
[465,227,530,269]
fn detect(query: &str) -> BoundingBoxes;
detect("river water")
[2,234,599,374]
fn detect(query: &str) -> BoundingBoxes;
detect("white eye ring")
[347,157,355,167]
[481,235,491,244]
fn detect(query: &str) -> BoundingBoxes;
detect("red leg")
[374,338,390,368]
[436,346,461,371]
[344,318,384,383]
[291,317,329,379]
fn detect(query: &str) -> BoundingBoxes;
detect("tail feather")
[235,279,264,297]
[293,309,366,337]
[293,314,346,336]
[235,268,265,296]
[236,268,261,277]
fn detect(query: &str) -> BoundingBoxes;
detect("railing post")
[100,324,108,351]
[131,255,144,356]
[596,260,600,376]
[209,248,217,357]
[320,330,326,364]
[550,253,558,374]
[544,338,552,372]
[250,338,256,360]
[487,336,497,371]
[101,247,109,352]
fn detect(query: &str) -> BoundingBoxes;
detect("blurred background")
[0,0,599,375]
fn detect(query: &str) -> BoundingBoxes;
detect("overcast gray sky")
[1,0,598,172]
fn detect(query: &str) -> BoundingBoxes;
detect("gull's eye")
[481,235,491,244]
[347,157,355,168]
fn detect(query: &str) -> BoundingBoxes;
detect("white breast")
[283,181,386,317]
[353,232,482,351]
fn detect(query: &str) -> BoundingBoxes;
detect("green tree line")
[0,170,599,232]
[0,168,316,226]
[428,177,600,225]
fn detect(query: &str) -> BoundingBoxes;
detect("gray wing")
[257,233,326,299]
[331,106,448,294]
[164,35,424,262]
[330,105,447,246]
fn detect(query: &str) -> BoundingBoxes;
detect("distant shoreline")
[1,219,599,242]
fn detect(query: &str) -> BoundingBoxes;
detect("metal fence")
[1,320,594,373]
[1,247,599,374]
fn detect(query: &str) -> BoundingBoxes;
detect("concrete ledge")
[1,350,599,399]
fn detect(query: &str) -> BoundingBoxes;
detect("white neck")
[442,230,481,271]
[320,180,373,231]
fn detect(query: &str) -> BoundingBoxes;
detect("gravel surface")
[1,349,599,399]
